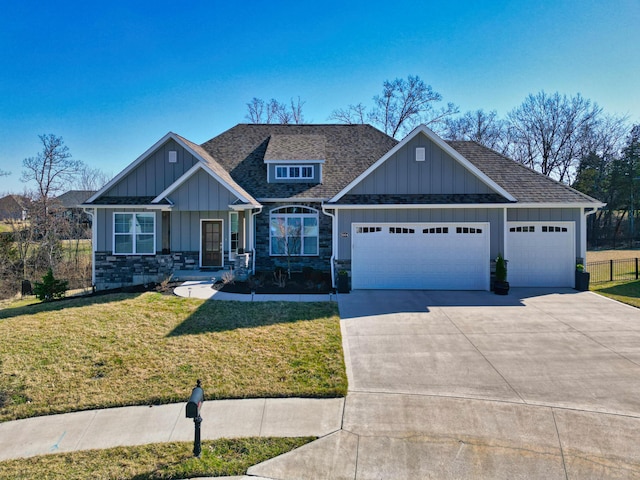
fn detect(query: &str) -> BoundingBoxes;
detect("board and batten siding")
[168,168,240,211]
[336,208,504,260]
[507,207,584,260]
[171,211,229,252]
[104,140,200,197]
[349,133,494,195]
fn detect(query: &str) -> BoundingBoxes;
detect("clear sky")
[1,0,638,194]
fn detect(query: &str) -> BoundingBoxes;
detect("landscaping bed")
[218,269,333,295]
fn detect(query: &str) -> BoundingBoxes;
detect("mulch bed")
[216,271,334,295]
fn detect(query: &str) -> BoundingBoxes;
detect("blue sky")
[1,0,638,194]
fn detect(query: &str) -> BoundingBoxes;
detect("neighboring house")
[53,190,96,223]
[83,124,604,291]
[0,194,29,221]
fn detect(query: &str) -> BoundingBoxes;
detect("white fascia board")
[80,204,167,209]
[507,202,606,209]
[264,159,326,164]
[329,124,516,203]
[256,198,328,203]
[229,204,258,211]
[85,132,176,204]
[328,202,605,210]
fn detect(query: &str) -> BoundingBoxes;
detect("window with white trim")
[275,165,314,179]
[269,206,319,256]
[113,212,156,255]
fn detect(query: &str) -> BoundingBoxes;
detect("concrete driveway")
[249,289,640,479]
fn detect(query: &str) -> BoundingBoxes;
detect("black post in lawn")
[186,379,204,457]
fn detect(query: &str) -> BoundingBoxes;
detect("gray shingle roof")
[54,190,97,208]
[200,124,398,199]
[264,135,327,161]
[446,141,602,204]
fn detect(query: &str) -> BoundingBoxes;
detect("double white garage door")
[351,221,575,290]
[352,222,490,290]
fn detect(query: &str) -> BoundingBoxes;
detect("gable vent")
[168,150,177,163]
[416,147,425,162]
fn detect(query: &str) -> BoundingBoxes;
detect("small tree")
[33,268,68,301]
[495,254,507,282]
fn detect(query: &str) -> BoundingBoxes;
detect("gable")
[348,132,495,196]
[101,139,200,199]
[166,168,242,211]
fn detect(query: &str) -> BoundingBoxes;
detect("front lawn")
[0,437,314,479]
[591,279,640,308]
[0,293,346,422]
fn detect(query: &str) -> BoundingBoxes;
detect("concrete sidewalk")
[174,280,336,302]
[0,397,344,462]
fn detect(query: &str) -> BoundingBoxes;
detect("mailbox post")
[186,379,204,457]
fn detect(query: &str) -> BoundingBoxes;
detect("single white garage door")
[351,222,490,290]
[507,221,575,287]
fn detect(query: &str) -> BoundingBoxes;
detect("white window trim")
[113,212,156,255]
[275,165,314,179]
[269,206,319,257]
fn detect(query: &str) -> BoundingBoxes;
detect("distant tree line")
[246,75,637,247]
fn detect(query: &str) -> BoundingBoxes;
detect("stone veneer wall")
[94,251,199,290]
[254,202,332,273]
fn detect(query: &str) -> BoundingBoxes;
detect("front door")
[201,220,223,267]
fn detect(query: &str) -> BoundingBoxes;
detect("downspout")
[83,207,97,289]
[321,203,337,288]
[250,206,263,274]
[503,207,508,259]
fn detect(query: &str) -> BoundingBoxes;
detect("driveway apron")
[249,289,640,479]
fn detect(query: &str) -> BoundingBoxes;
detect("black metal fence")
[586,258,640,284]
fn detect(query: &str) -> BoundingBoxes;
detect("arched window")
[269,206,319,256]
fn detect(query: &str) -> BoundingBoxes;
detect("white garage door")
[507,222,575,287]
[351,222,490,290]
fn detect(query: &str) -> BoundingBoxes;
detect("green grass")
[591,280,640,308]
[0,292,347,422]
[0,437,314,479]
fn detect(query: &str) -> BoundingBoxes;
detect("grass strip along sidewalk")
[0,437,314,479]
[0,292,347,422]
[591,279,640,308]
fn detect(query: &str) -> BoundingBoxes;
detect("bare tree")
[74,164,112,191]
[506,91,602,183]
[246,97,306,124]
[246,97,266,123]
[0,169,9,177]
[289,96,305,124]
[442,109,508,153]
[22,134,82,200]
[328,103,368,124]
[330,75,458,138]
[21,134,82,269]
